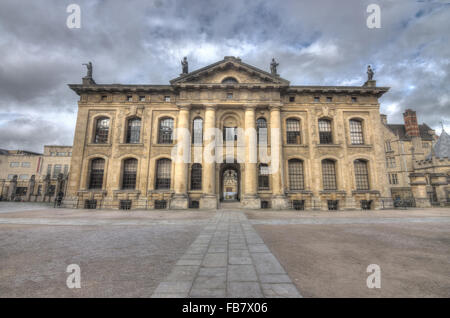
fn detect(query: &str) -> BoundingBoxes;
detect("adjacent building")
[0,146,72,202]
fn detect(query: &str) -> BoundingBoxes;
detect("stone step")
[220,201,242,210]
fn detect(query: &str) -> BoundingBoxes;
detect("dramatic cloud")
[0,0,449,152]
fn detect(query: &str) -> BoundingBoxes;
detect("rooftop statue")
[270,58,279,75]
[367,65,374,81]
[82,61,93,78]
[181,57,188,74]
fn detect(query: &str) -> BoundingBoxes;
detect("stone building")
[411,129,450,206]
[0,146,72,202]
[65,56,392,210]
[380,109,437,203]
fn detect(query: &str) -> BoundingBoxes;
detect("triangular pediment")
[170,56,289,85]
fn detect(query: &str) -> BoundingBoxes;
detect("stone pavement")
[151,210,301,298]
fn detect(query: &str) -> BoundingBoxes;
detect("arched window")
[258,164,270,190]
[350,119,364,145]
[288,159,304,190]
[158,118,174,144]
[354,160,369,190]
[192,118,203,145]
[122,158,138,189]
[126,117,141,144]
[257,118,267,145]
[286,118,301,144]
[88,158,105,189]
[318,119,332,144]
[94,117,109,144]
[221,77,238,84]
[322,159,337,190]
[156,159,171,189]
[190,163,202,190]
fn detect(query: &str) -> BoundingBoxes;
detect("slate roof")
[431,129,450,159]
[386,123,435,141]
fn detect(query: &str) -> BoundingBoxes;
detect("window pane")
[191,164,202,190]
[126,118,141,143]
[322,159,337,190]
[350,120,364,144]
[158,118,174,144]
[223,127,236,141]
[89,159,104,189]
[286,119,301,144]
[122,158,137,189]
[95,118,109,143]
[318,119,332,144]
[288,159,304,190]
[257,118,267,145]
[193,118,203,145]
[156,159,171,189]
[354,160,369,190]
[258,164,270,190]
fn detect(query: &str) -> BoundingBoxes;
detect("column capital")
[204,104,217,112]
[244,105,257,112]
[269,103,283,111]
[176,103,191,111]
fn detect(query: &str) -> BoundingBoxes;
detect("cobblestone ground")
[1,203,449,297]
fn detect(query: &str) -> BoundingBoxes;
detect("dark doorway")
[220,163,240,202]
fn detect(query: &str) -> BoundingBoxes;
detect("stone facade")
[0,146,72,202]
[380,109,444,206]
[65,56,393,210]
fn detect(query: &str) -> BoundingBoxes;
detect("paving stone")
[189,288,226,298]
[208,246,227,253]
[202,253,227,267]
[227,282,263,298]
[176,259,202,266]
[153,281,192,294]
[248,244,270,253]
[252,253,286,274]
[259,274,292,284]
[165,265,199,282]
[261,283,302,298]
[151,292,188,298]
[192,276,226,289]
[198,267,227,277]
[228,264,258,282]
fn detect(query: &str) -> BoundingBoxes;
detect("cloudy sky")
[0,0,449,152]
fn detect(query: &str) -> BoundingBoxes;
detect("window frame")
[349,119,364,145]
[322,159,337,190]
[354,159,370,190]
[288,159,305,191]
[88,158,105,190]
[93,116,110,144]
[126,117,141,144]
[155,158,171,190]
[122,158,138,190]
[286,118,301,145]
[190,163,202,190]
[318,119,333,144]
[158,117,174,144]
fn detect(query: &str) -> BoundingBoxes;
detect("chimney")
[403,109,420,137]
[380,114,387,125]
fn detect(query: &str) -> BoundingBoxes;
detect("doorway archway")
[220,163,240,202]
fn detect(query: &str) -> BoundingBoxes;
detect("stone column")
[26,175,35,201]
[409,173,431,208]
[200,105,217,209]
[171,105,191,209]
[269,105,289,209]
[241,106,260,209]
[8,175,17,201]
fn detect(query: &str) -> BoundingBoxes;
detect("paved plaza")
[0,202,449,297]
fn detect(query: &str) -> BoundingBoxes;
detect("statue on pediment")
[270,58,279,75]
[82,61,93,78]
[367,65,374,81]
[181,57,188,74]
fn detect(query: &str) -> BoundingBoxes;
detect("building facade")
[0,146,72,202]
[65,56,393,210]
[381,109,437,203]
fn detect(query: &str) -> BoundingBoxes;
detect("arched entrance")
[220,163,240,202]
